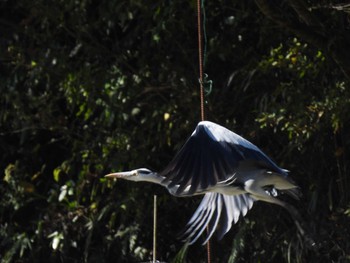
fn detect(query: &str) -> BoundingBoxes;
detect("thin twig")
[153,195,157,263]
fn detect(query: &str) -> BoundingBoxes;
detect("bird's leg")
[244,179,285,205]
[244,180,316,248]
[281,202,317,249]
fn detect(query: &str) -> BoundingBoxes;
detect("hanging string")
[201,0,208,68]
[197,1,212,263]
[197,0,212,121]
[200,73,213,96]
[197,0,205,122]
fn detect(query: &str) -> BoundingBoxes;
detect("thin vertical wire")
[153,195,157,263]
[197,0,205,122]
[206,229,212,263]
[197,1,211,262]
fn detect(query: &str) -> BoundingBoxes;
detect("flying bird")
[105,121,301,244]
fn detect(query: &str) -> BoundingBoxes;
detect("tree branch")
[287,0,323,27]
[255,0,350,79]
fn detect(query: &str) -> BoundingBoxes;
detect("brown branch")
[255,0,327,49]
[255,0,350,79]
[287,0,323,27]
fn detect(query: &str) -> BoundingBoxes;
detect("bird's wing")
[182,193,255,244]
[161,121,287,196]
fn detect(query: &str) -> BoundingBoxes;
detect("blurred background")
[1,0,350,262]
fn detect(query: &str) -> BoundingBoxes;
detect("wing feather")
[182,193,255,244]
[161,121,287,196]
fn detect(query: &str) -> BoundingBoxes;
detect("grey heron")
[106,121,302,244]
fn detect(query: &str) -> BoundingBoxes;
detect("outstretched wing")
[182,192,255,244]
[161,121,287,196]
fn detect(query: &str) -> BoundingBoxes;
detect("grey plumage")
[106,121,301,244]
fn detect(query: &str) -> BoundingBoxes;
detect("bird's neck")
[139,172,165,185]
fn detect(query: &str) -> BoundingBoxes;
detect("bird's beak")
[104,171,135,179]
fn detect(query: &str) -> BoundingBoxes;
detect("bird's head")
[105,168,156,182]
